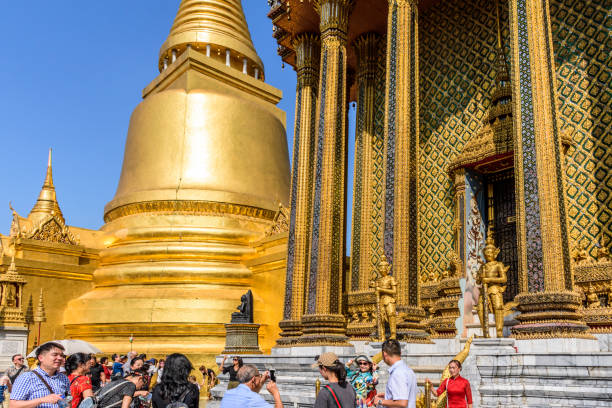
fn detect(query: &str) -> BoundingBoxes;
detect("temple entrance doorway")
[485,169,519,303]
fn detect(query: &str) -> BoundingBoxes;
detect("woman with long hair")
[313,353,355,408]
[152,354,199,408]
[66,353,94,408]
[346,355,378,406]
[426,359,473,408]
[218,355,242,390]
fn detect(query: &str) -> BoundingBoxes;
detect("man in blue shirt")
[220,364,282,408]
[10,342,70,408]
[373,339,417,408]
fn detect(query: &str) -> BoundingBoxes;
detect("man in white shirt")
[373,339,417,408]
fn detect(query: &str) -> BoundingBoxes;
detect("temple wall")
[550,0,612,257]
[22,274,93,348]
[418,0,510,279]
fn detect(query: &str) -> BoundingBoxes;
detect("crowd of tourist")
[2,342,219,408]
[218,339,472,408]
[1,339,472,408]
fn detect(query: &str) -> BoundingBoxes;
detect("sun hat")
[355,355,372,363]
[311,352,340,368]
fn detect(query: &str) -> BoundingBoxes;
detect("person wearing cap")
[313,353,356,408]
[219,364,281,408]
[372,340,416,408]
[346,355,378,406]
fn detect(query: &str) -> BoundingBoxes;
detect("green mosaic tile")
[419,0,508,276]
[552,0,612,256]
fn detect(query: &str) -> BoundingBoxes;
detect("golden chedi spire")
[34,288,46,323]
[29,149,64,223]
[65,0,290,356]
[159,0,264,78]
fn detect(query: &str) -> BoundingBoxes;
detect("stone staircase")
[207,344,456,407]
[206,337,612,407]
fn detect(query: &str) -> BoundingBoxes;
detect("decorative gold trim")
[104,200,276,223]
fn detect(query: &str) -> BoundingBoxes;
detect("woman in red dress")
[426,359,473,408]
[66,353,94,408]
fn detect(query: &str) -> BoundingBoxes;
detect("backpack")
[79,379,130,408]
[165,387,191,408]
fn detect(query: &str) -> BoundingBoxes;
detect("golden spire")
[25,294,35,324]
[29,149,64,222]
[159,0,263,76]
[34,288,46,323]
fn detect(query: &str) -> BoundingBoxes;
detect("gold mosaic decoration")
[551,0,612,258]
[419,0,509,276]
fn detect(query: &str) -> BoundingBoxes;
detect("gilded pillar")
[383,0,428,341]
[350,33,381,292]
[509,0,590,339]
[278,34,320,346]
[300,0,353,345]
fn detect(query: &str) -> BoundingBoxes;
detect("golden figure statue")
[476,234,508,338]
[370,255,397,341]
[5,284,17,307]
[586,284,601,308]
[572,243,590,265]
[596,239,611,263]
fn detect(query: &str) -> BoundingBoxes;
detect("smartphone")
[269,369,276,382]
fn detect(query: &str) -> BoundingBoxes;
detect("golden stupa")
[63,0,290,357]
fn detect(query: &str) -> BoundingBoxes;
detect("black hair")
[381,339,402,357]
[232,356,243,368]
[125,367,148,380]
[36,342,65,360]
[323,361,348,386]
[130,357,144,368]
[449,359,462,369]
[66,353,91,375]
[157,353,194,401]
[100,357,109,365]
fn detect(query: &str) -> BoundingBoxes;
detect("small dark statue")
[231,289,253,323]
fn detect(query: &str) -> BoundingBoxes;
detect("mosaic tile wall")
[551,0,612,257]
[419,0,509,276]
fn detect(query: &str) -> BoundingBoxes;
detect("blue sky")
[0,1,355,247]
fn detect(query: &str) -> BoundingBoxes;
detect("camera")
[269,369,276,382]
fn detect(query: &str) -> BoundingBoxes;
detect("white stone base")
[0,326,28,372]
[594,332,612,352]
[271,344,355,357]
[466,312,497,338]
[515,337,600,353]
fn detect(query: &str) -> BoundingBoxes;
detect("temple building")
[0,0,292,359]
[1,0,611,404]
[269,0,611,345]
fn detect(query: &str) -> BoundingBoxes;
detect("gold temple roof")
[159,0,264,77]
[29,149,64,224]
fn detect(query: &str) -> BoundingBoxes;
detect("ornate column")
[277,34,320,346]
[300,0,353,346]
[383,0,428,341]
[350,33,381,292]
[509,0,590,339]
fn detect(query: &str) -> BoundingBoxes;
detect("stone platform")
[208,337,612,407]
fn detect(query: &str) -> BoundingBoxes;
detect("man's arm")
[10,394,63,408]
[120,395,133,408]
[266,382,282,408]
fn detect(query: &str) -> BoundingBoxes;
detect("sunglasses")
[358,362,370,366]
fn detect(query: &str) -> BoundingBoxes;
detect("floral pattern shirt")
[346,368,378,400]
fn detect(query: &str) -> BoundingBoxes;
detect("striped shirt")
[10,367,70,408]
